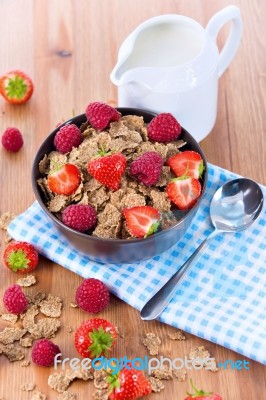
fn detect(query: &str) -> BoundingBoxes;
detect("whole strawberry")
[129,151,163,186]
[74,318,117,358]
[54,123,83,154]
[148,112,181,143]
[0,70,34,104]
[62,204,97,232]
[1,127,23,152]
[88,152,126,191]
[32,339,61,367]
[75,278,110,313]
[185,380,223,400]
[3,284,28,314]
[4,241,39,273]
[108,366,152,400]
[86,101,120,130]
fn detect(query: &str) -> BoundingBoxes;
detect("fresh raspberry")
[85,101,120,130]
[75,278,110,313]
[1,127,23,152]
[62,204,97,232]
[54,124,83,154]
[3,284,28,314]
[130,151,163,186]
[31,339,61,367]
[148,113,181,143]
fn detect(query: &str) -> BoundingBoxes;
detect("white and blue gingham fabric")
[8,163,266,364]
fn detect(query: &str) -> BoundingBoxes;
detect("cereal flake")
[39,294,62,317]
[142,332,161,356]
[17,275,37,287]
[148,376,165,392]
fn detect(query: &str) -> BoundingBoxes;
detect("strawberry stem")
[6,75,27,100]
[186,379,212,397]
[6,249,30,272]
[144,221,160,238]
[88,326,114,357]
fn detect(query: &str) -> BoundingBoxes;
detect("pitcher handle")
[206,5,243,78]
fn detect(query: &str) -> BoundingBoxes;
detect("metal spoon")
[141,178,264,320]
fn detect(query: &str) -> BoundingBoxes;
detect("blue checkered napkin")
[8,163,266,364]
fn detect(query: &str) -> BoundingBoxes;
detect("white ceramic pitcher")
[110,6,243,142]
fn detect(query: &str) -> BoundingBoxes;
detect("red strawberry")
[123,206,160,238]
[74,318,117,358]
[167,150,204,179]
[3,241,39,274]
[108,367,152,400]
[85,101,121,130]
[185,380,223,400]
[48,163,80,195]
[167,177,201,210]
[0,70,34,104]
[88,152,126,191]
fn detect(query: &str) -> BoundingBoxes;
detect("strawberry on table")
[184,380,223,400]
[74,318,117,358]
[123,205,161,238]
[108,366,152,400]
[88,152,126,191]
[0,70,34,104]
[48,163,81,195]
[167,176,201,210]
[167,150,204,179]
[4,241,39,273]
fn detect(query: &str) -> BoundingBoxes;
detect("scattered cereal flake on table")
[56,392,77,400]
[92,389,109,400]
[30,391,46,400]
[39,294,62,317]
[1,343,25,361]
[204,358,219,372]
[69,302,78,308]
[150,365,173,380]
[20,336,33,347]
[31,291,46,305]
[174,368,187,382]
[65,325,73,333]
[0,327,27,345]
[0,212,16,230]
[21,305,39,330]
[0,313,18,324]
[189,345,211,365]
[93,369,108,389]
[29,317,61,339]
[148,377,165,393]
[48,368,93,393]
[21,382,36,391]
[21,360,31,367]
[168,330,186,341]
[17,275,37,287]
[142,332,161,356]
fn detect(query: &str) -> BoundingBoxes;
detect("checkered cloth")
[8,163,266,365]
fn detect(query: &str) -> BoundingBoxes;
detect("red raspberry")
[62,204,97,232]
[75,278,110,313]
[85,101,120,130]
[54,124,83,154]
[130,151,163,186]
[1,127,23,152]
[3,284,28,314]
[31,339,61,367]
[148,113,181,143]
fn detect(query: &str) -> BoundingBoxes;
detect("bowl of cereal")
[32,103,207,264]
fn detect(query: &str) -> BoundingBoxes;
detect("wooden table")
[0,0,265,399]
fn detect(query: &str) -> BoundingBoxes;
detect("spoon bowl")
[141,178,264,320]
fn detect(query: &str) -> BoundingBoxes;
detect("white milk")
[124,23,204,69]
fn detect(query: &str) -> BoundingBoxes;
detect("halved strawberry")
[166,176,201,210]
[48,163,80,195]
[167,150,204,179]
[123,206,160,238]
[0,70,34,104]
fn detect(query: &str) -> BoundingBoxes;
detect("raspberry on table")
[62,204,97,232]
[3,284,28,314]
[85,101,120,130]
[129,151,163,186]
[31,339,61,367]
[1,127,23,152]
[75,278,110,313]
[147,113,181,143]
[54,123,83,154]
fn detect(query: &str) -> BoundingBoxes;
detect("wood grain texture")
[0,0,266,399]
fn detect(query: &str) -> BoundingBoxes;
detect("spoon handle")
[140,229,219,320]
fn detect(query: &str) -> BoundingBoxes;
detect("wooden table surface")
[0,0,265,399]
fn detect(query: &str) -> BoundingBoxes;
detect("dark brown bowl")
[32,108,208,264]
